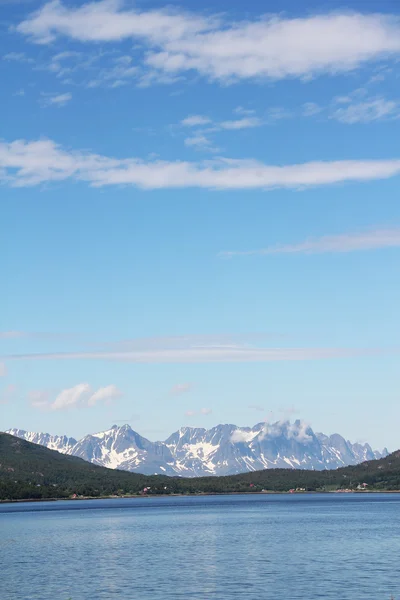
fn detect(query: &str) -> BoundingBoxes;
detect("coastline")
[2,489,400,505]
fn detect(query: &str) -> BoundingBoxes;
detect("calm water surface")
[1,493,400,600]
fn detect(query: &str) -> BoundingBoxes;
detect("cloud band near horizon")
[0,347,391,364]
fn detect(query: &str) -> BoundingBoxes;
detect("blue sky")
[1,0,400,450]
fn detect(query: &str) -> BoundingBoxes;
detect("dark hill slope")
[1,432,400,501]
[0,433,169,500]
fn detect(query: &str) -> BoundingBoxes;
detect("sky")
[1,0,400,450]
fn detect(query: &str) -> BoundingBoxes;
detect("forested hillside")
[1,432,400,501]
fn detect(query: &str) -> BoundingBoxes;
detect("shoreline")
[2,489,400,505]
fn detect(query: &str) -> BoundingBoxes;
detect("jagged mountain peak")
[6,420,389,477]
[6,428,77,454]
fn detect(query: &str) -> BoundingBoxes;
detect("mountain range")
[6,420,388,477]
[1,431,400,502]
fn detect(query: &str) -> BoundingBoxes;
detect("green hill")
[0,432,169,500]
[1,432,400,501]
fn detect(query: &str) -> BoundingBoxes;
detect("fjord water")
[1,494,399,600]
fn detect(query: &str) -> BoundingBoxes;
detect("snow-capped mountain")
[6,420,388,477]
[70,424,178,475]
[6,428,77,454]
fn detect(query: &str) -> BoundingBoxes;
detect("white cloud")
[287,420,313,443]
[87,384,122,406]
[220,227,400,257]
[2,137,400,189]
[331,96,399,123]
[181,115,211,127]
[51,382,91,410]
[200,407,212,415]
[30,383,122,411]
[257,419,313,443]
[41,92,72,107]
[220,117,262,130]
[170,382,193,396]
[0,362,7,376]
[230,429,252,443]
[16,3,400,83]
[17,0,211,45]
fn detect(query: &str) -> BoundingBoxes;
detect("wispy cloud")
[16,4,400,84]
[175,106,292,154]
[185,407,212,417]
[219,117,262,130]
[184,134,218,153]
[0,362,8,376]
[220,227,400,258]
[179,112,264,152]
[302,102,323,117]
[234,106,256,116]
[30,383,122,411]
[44,49,109,84]
[97,333,271,352]
[28,389,49,407]
[3,51,34,63]
[86,56,138,88]
[40,92,72,107]
[180,111,276,134]
[52,50,81,62]
[248,404,265,412]
[181,115,212,127]
[2,137,400,189]
[0,330,80,341]
[0,384,16,405]
[33,383,91,410]
[1,346,388,364]
[87,384,122,406]
[170,382,193,396]
[331,96,399,124]
[112,413,141,424]
[0,331,26,339]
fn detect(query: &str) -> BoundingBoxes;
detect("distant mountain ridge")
[7,420,388,477]
[1,432,399,502]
